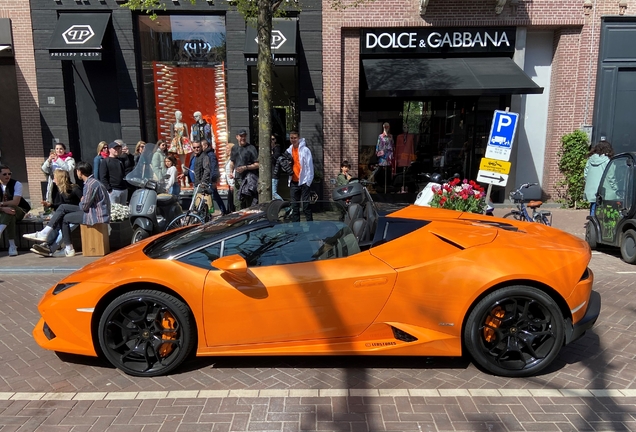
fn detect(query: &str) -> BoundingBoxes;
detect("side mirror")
[212,254,248,274]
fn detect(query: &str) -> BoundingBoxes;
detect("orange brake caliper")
[483,306,505,343]
[158,312,177,357]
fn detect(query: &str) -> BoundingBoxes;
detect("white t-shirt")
[164,166,177,192]
[1,180,22,201]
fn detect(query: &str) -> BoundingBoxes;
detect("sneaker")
[32,243,53,257]
[23,231,48,241]
[8,245,18,256]
[52,249,75,258]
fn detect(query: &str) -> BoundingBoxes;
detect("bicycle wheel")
[166,213,205,231]
[534,211,552,226]
[503,211,525,221]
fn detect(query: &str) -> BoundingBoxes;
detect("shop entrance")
[359,95,509,198]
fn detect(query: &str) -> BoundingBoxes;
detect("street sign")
[477,170,509,186]
[485,110,519,162]
[479,157,511,175]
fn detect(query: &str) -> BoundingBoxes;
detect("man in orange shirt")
[286,131,314,222]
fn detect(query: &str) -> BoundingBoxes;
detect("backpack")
[277,152,294,176]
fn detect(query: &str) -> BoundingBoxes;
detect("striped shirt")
[81,175,111,225]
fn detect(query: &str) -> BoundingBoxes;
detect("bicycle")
[166,181,212,230]
[503,183,552,225]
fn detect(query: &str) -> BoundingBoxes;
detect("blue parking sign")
[485,110,519,162]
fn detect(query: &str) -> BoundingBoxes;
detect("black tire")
[464,286,565,377]
[534,211,551,226]
[503,211,524,221]
[131,227,150,244]
[166,213,204,231]
[98,290,194,377]
[585,222,598,250]
[620,229,636,264]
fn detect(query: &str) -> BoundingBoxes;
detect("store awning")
[362,57,543,97]
[244,18,297,66]
[0,18,13,58]
[49,13,110,60]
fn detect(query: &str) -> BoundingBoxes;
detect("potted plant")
[429,178,487,213]
[109,203,133,250]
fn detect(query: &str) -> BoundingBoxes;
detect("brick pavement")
[2,209,636,430]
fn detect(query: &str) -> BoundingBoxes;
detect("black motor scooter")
[125,143,183,243]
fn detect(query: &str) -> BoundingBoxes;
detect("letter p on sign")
[496,115,512,132]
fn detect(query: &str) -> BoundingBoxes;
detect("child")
[336,160,352,186]
[164,155,180,197]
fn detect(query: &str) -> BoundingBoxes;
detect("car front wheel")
[98,290,195,377]
[464,286,565,377]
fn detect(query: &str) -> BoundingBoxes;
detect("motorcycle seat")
[157,193,178,206]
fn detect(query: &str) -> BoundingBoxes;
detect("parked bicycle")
[166,180,212,230]
[503,183,552,225]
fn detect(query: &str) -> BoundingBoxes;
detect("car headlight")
[53,282,79,295]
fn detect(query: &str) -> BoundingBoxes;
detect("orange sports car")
[33,183,600,378]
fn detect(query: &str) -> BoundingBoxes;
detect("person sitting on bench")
[32,161,110,257]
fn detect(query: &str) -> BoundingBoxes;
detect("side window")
[221,221,361,267]
[600,157,630,201]
[180,243,222,269]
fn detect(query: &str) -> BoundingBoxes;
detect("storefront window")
[137,15,229,184]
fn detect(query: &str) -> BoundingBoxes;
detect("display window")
[138,15,229,187]
[359,96,506,197]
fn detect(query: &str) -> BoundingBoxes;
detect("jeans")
[272,178,282,200]
[590,202,597,216]
[290,181,313,222]
[211,187,227,214]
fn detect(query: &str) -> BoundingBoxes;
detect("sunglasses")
[1,172,11,176]
[192,146,201,150]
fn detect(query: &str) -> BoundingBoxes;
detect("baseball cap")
[108,141,122,149]
[237,129,247,136]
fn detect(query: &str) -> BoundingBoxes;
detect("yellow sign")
[479,158,511,175]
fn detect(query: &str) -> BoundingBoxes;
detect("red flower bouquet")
[430,178,487,213]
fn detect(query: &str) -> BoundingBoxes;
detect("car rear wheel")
[98,290,194,377]
[464,286,564,377]
[620,229,636,264]
[503,211,525,221]
[585,222,598,250]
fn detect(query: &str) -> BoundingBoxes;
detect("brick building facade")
[322,0,636,202]
[0,2,41,199]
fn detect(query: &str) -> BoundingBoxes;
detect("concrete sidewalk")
[0,207,590,273]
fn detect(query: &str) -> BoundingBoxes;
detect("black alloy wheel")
[98,290,194,377]
[620,229,636,264]
[464,286,564,377]
[131,227,150,244]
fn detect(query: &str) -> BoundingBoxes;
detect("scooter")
[125,143,183,243]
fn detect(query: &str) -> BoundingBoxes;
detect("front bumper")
[566,290,601,344]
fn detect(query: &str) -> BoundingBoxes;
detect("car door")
[596,154,634,243]
[199,221,397,347]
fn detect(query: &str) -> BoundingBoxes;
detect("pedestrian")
[152,140,168,180]
[23,169,83,249]
[164,155,180,197]
[287,131,314,222]
[224,143,236,213]
[201,139,228,215]
[336,160,352,186]
[584,140,614,215]
[271,134,283,200]
[0,164,32,256]
[229,129,259,210]
[93,141,108,181]
[133,141,146,166]
[178,141,212,215]
[42,142,76,203]
[32,161,110,257]
[99,141,131,205]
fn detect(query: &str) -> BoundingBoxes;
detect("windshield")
[125,143,164,190]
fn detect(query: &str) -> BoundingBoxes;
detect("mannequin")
[190,111,214,145]
[169,110,192,187]
[395,124,415,192]
[376,122,393,193]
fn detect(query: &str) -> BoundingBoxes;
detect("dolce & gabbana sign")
[361,27,515,55]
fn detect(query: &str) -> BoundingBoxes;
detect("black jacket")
[3,179,31,213]
[99,156,129,191]
[204,147,220,184]
[51,184,83,210]
[192,151,211,187]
